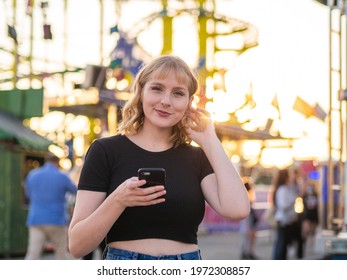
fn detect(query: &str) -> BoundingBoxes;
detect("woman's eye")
[174,91,185,96]
[151,86,162,91]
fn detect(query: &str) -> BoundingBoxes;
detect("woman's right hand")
[112,177,166,208]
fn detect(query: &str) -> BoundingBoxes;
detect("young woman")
[68,55,250,260]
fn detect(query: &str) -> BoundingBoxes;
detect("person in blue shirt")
[24,153,77,260]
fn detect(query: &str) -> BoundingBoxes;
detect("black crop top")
[78,135,214,244]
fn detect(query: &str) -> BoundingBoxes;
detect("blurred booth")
[0,109,51,257]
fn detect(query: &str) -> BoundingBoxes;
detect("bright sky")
[0,0,341,163]
[0,0,330,103]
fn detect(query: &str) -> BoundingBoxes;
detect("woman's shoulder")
[94,134,127,146]
[178,142,202,151]
[176,143,205,155]
[86,135,129,156]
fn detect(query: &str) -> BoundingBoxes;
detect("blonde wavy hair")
[117,55,199,147]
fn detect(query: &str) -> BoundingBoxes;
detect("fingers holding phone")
[114,175,165,207]
[138,168,166,200]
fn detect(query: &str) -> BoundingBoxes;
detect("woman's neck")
[128,126,173,152]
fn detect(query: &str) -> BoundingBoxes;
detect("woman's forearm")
[69,194,126,258]
[201,135,250,219]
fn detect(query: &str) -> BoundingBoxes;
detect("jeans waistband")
[105,247,202,260]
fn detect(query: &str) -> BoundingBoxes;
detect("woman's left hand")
[183,107,216,145]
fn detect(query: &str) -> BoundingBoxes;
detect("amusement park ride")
[0,0,272,145]
[0,0,347,257]
[0,0,258,112]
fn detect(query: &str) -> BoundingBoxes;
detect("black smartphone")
[138,168,166,188]
[138,168,166,200]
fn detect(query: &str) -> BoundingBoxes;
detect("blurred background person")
[239,177,259,260]
[24,154,77,260]
[290,168,305,259]
[301,180,319,249]
[272,169,298,260]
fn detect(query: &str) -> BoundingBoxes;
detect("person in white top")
[272,169,298,259]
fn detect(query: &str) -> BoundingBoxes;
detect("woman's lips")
[155,109,172,117]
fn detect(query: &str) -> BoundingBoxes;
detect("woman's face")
[141,70,191,130]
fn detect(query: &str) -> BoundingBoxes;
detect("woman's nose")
[160,92,171,106]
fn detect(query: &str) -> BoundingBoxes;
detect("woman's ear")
[185,96,194,112]
[189,95,194,105]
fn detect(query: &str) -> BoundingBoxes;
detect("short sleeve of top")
[198,146,214,180]
[78,140,111,192]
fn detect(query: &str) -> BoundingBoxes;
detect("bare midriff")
[108,239,198,256]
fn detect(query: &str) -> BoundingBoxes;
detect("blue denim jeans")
[105,247,202,260]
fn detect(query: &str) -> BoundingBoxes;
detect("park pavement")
[29,229,325,260]
[198,229,323,260]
